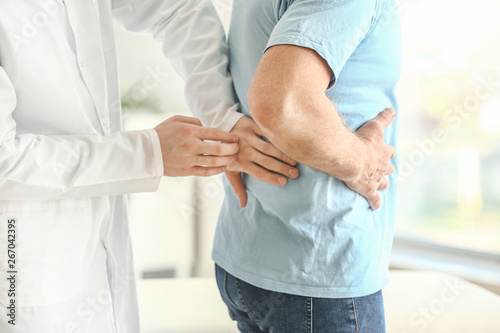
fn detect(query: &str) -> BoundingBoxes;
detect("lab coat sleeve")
[0,67,164,201]
[112,0,244,132]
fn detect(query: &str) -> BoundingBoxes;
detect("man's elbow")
[247,84,289,134]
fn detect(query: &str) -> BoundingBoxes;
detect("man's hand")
[154,115,239,177]
[344,108,397,210]
[225,116,299,207]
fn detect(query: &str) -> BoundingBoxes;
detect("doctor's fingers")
[197,141,239,156]
[190,166,227,177]
[194,155,236,167]
[168,115,203,126]
[196,126,239,143]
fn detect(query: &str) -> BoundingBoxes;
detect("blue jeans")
[215,265,386,333]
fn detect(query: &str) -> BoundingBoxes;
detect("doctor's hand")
[225,116,299,208]
[154,116,239,177]
[344,108,397,211]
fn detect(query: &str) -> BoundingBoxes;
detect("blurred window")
[396,0,500,254]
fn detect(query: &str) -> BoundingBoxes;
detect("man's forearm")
[250,89,365,182]
[247,45,366,181]
[247,44,396,210]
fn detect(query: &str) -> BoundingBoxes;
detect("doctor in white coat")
[0,0,300,332]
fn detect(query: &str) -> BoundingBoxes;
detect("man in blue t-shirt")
[213,0,402,331]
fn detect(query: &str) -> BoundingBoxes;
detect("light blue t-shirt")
[213,0,402,298]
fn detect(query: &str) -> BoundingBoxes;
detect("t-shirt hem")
[212,250,389,299]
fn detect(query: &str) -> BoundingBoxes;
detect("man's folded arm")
[248,44,396,209]
[249,45,366,180]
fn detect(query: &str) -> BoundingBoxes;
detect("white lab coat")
[0,0,242,332]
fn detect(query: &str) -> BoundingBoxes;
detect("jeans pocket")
[215,266,239,321]
[0,199,92,307]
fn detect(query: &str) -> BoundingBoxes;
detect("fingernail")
[287,157,296,164]
[233,136,238,142]
[289,168,297,177]
[278,177,285,185]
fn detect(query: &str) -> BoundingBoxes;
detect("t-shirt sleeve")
[266,0,377,88]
